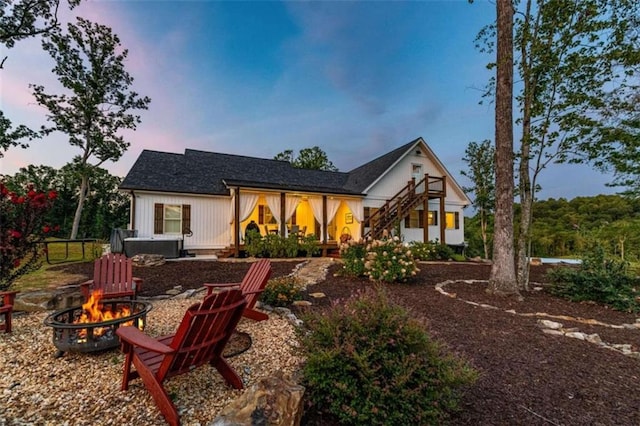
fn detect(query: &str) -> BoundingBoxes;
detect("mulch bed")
[50,259,640,425]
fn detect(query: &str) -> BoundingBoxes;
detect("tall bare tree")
[488,0,518,297]
[31,17,150,239]
[0,0,82,155]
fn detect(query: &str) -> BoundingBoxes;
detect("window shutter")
[154,203,164,234]
[455,212,460,229]
[182,204,191,234]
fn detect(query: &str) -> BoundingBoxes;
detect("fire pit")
[44,292,152,357]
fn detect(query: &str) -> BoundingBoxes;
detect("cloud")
[285,2,421,117]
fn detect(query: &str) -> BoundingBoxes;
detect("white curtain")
[327,199,341,224]
[285,195,301,222]
[265,194,281,224]
[239,193,259,223]
[346,199,364,222]
[308,196,324,241]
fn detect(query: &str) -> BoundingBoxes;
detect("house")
[119,137,471,257]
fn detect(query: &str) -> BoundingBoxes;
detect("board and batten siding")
[362,149,467,245]
[132,192,231,249]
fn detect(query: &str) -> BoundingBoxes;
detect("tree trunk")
[488,0,518,297]
[516,0,534,292]
[70,174,88,240]
[481,209,489,259]
[517,87,533,292]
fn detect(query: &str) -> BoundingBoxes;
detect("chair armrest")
[79,280,94,299]
[116,326,175,355]
[204,282,241,296]
[243,288,266,296]
[132,277,143,292]
[0,291,18,305]
[203,282,241,289]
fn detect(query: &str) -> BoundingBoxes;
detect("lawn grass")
[12,238,104,292]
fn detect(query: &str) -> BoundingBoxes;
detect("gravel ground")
[0,296,303,425]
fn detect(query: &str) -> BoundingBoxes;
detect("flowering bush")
[0,181,57,290]
[339,239,368,277]
[364,237,419,283]
[260,276,303,307]
[340,237,419,283]
[409,240,455,261]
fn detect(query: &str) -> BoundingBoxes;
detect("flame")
[74,290,141,340]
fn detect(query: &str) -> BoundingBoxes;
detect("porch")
[227,186,362,258]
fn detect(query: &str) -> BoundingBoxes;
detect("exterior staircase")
[363,174,446,241]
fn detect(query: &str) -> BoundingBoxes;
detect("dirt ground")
[50,259,640,425]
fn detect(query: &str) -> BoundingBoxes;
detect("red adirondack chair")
[116,289,247,426]
[204,258,272,321]
[0,291,18,333]
[80,253,142,300]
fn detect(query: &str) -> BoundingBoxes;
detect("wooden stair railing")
[363,174,445,240]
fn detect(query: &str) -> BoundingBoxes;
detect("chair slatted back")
[93,253,136,296]
[158,289,246,382]
[240,258,272,310]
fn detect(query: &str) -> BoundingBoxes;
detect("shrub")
[364,237,419,283]
[409,240,455,261]
[339,239,368,277]
[1,181,58,290]
[299,234,320,257]
[245,233,319,258]
[548,245,640,313]
[260,276,303,307]
[298,288,477,425]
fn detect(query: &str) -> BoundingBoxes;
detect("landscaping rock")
[14,287,84,312]
[211,372,304,426]
[131,254,166,267]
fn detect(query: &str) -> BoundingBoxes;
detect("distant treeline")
[465,194,640,261]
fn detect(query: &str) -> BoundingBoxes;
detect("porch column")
[423,173,430,243]
[234,187,241,257]
[322,196,328,243]
[280,192,286,235]
[439,176,447,245]
[423,199,429,243]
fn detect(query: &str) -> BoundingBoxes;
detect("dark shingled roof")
[120,139,425,197]
[120,149,358,196]
[344,138,420,193]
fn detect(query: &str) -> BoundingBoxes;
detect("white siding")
[363,148,468,245]
[132,192,231,250]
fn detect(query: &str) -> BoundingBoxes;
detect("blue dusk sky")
[0,0,617,200]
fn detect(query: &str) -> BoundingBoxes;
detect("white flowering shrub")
[363,237,419,283]
[339,239,368,277]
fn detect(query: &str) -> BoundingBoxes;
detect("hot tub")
[123,237,183,259]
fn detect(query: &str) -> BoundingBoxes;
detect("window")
[164,205,182,233]
[428,210,437,226]
[258,205,277,225]
[154,203,191,234]
[404,209,424,228]
[412,163,423,179]
[445,211,460,230]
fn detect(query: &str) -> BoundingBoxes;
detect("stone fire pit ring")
[44,299,153,357]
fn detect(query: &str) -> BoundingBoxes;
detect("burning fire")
[74,290,142,339]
